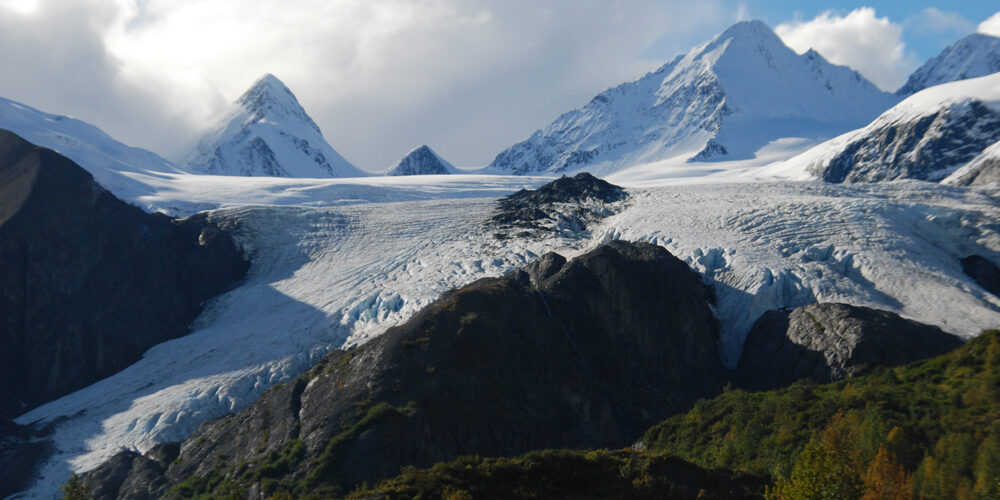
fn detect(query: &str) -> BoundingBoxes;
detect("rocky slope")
[944,138,1000,186]
[184,74,366,178]
[490,172,627,239]
[776,72,1000,183]
[385,145,455,176]
[486,20,896,175]
[0,129,249,417]
[81,240,727,499]
[897,33,1000,97]
[735,303,964,391]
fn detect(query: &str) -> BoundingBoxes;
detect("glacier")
[12,175,1000,499]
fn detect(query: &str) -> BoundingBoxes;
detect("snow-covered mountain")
[486,20,898,176]
[0,95,183,201]
[897,33,1000,97]
[944,139,1000,186]
[386,145,456,176]
[184,74,367,178]
[767,72,1000,183]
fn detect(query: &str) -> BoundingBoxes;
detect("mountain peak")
[897,32,1000,96]
[718,19,775,40]
[234,73,319,134]
[183,74,365,178]
[486,19,896,175]
[386,145,454,176]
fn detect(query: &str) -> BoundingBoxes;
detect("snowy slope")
[945,139,1000,186]
[13,177,1000,498]
[0,96,184,200]
[897,33,1000,97]
[765,72,1000,183]
[184,74,367,178]
[386,145,457,175]
[486,20,898,176]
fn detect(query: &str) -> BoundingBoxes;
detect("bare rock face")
[83,241,725,499]
[961,255,1000,297]
[491,172,627,239]
[0,130,249,415]
[810,100,1000,183]
[735,303,964,391]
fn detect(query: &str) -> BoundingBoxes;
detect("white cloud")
[904,8,974,37]
[979,11,1000,37]
[0,0,730,170]
[775,7,919,92]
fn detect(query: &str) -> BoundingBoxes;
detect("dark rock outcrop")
[491,172,627,239]
[0,129,250,416]
[961,255,1000,297]
[735,303,964,391]
[810,101,1000,183]
[0,417,49,499]
[385,145,452,176]
[83,241,725,499]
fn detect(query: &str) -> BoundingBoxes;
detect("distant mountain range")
[3,25,1000,184]
[896,33,1000,96]
[485,20,899,176]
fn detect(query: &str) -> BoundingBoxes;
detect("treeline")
[646,329,1000,500]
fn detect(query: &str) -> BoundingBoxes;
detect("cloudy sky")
[1,1,998,172]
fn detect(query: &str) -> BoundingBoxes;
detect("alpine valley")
[1,18,1000,500]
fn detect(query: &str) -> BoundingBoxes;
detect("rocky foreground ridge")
[0,130,249,497]
[80,236,965,499]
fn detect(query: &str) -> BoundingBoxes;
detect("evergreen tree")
[60,473,89,500]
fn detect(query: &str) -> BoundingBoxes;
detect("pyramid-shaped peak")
[719,19,776,39]
[233,73,320,134]
[387,145,454,176]
[239,73,295,104]
[694,19,789,64]
[408,145,435,156]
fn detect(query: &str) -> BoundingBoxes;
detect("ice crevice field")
[13,178,1000,499]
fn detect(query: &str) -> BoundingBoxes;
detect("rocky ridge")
[490,172,627,239]
[897,33,1000,97]
[735,302,964,391]
[81,240,727,498]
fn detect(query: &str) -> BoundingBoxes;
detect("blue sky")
[0,1,998,170]
[752,1,997,56]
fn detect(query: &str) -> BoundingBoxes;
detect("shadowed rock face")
[811,101,1000,183]
[83,241,725,499]
[735,303,964,391]
[0,129,249,415]
[961,255,1000,297]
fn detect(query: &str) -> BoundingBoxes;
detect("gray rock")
[385,145,452,176]
[961,255,1000,297]
[736,303,964,391]
[86,241,725,498]
[947,148,1000,186]
[491,172,627,239]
